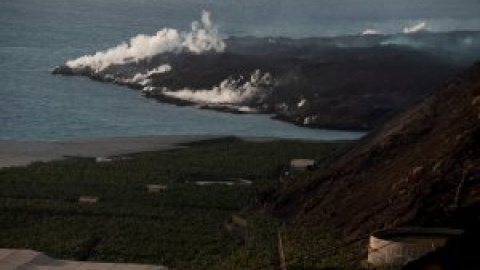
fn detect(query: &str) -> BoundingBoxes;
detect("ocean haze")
[1,0,478,140]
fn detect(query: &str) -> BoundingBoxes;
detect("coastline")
[51,32,478,132]
[0,135,220,169]
[0,135,334,169]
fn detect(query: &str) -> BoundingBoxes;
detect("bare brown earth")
[262,62,480,239]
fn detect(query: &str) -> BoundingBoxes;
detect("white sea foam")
[66,11,225,72]
[162,70,274,104]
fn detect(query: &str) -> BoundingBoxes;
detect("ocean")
[1,0,479,141]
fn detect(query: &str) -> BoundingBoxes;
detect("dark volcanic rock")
[51,65,75,75]
[53,32,480,130]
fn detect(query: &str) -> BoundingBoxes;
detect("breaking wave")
[161,70,274,105]
[66,11,225,72]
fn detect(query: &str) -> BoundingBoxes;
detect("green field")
[0,137,350,269]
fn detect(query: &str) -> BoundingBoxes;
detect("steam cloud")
[162,70,274,105]
[360,21,428,36]
[380,21,432,47]
[66,11,225,72]
[403,21,427,34]
[361,29,382,36]
[130,64,172,85]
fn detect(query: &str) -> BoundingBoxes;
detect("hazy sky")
[242,0,480,22]
[208,0,480,36]
[1,0,479,37]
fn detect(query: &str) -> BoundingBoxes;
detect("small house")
[147,184,168,193]
[95,157,112,163]
[290,159,316,171]
[367,228,463,267]
[78,196,99,204]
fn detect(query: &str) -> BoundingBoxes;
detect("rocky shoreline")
[53,32,480,131]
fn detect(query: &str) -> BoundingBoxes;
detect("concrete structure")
[0,249,166,270]
[78,196,99,204]
[96,157,113,163]
[290,159,316,171]
[367,228,463,267]
[146,185,168,193]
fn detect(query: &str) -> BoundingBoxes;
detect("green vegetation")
[212,214,281,270]
[282,225,357,270]
[0,137,349,269]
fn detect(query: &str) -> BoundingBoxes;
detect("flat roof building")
[290,159,316,171]
[147,184,168,193]
[78,196,99,204]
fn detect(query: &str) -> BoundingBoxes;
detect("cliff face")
[265,62,480,238]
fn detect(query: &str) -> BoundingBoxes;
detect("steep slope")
[264,62,480,238]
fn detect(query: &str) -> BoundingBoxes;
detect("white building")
[290,159,316,171]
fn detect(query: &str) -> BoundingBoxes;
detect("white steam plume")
[361,29,382,36]
[66,11,225,72]
[403,21,427,34]
[130,64,172,85]
[162,70,274,104]
[106,64,172,85]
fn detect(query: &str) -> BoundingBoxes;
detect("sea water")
[1,0,479,140]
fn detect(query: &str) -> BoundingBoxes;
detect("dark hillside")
[263,62,480,238]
